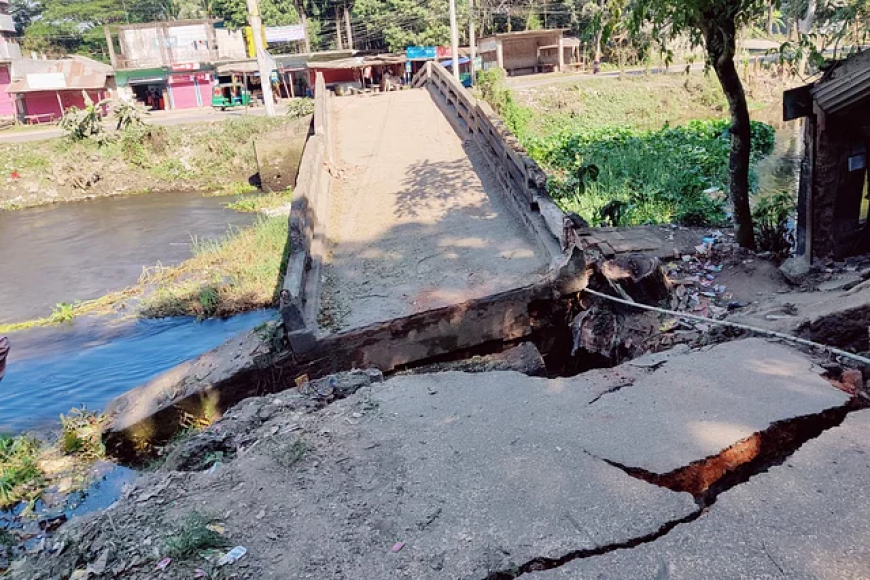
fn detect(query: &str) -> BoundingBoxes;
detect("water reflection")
[0,191,255,324]
[0,310,276,433]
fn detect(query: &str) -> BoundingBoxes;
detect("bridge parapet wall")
[280,72,332,352]
[411,61,566,263]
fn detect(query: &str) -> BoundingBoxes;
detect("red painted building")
[6,56,113,123]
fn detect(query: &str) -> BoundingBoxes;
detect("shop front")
[116,68,169,110]
[167,69,212,109]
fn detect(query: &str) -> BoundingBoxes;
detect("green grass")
[528,119,776,226]
[0,116,293,211]
[164,512,228,559]
[478,69,780,227]
[0,435,43,508]
[2,214,290,331]
[59,408,108,459]
[225,188,293,213]
[139,215,290,318]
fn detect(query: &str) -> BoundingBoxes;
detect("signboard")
[265,24,306,43]
[479,38,498,53]
[436,46,451,58]
[405,46,437,60]
[26,72,66,90]
[171,62,200,72]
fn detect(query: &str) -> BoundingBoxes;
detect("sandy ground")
[320,90,549,331]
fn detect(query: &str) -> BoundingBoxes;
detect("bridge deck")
[320,89,549,331]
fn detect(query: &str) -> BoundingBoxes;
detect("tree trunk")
[766,2,774,35]
[705,22,756,249]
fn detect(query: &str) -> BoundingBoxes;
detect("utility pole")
[344,4,353,49]
[468,0,475,86]
[247,0,276,116]
[449,0,459,80]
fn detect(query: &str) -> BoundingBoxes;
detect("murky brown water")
[0,192,256,324]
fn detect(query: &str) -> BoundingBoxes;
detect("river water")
[0,191,274,433]
[0,191,256,324]
[0,310,275,433]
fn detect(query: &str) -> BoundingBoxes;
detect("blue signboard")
[405,46,438,60]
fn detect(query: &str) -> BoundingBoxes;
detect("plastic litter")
[217,546,247,566]
[391,542,405,553]
[155,557,171,570]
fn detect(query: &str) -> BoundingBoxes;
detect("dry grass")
[139,215,289,318]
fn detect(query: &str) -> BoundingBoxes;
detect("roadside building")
[307,53,406,93]
[0,0,21,119]
[106,19,246,110]
[477,29,579,76]
[785,49,870,262]
[6,56,113,123]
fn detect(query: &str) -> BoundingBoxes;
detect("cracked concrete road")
[577,338,851,474]
[14,339,865,580]
[531,408,870,580]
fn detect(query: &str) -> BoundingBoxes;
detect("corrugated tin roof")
[812,65,870,115]
[308,54,406,70]
[7,56,111,93]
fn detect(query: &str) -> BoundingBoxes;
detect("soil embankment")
[0,116,294,211]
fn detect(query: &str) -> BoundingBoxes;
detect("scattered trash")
[217,546,247,566]
[155,557,172,570]
[206,523,226,535]
[294,374,309,388]
[391,542,405,553]
[194,569,209,578]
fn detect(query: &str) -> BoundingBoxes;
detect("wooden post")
[55,91,63,119]
[496,40,504,70]
[104,26,118,69]
[557,34,564,72]
[300,12,311,53]
[335,13,343,49]
[282,70,292,98]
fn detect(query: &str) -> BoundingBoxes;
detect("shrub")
[528,119,777,226]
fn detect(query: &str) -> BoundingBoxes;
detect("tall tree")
[630,0,767,249]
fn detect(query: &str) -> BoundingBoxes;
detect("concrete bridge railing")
[411,61,567,263]
[280,72,332,352]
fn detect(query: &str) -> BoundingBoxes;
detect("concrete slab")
[322,90,549,331]
[578,338,850,474]
[262,370,698,579]
[530,409,870,580]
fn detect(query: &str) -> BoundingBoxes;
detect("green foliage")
[0,434,43,508]
[753,190,795,255]
[529,119,776,226]
[287,97,315,119]
[164,512,228,559]
[49,301,77,323]
[353,0,456,51]
[112,100,147,132]
[211,0,302,28]
[475,68,532,137]
[59,408,107,459]
[59,95,110,142]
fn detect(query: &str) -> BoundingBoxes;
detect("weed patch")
[164,512,227,559]
[527,119,776,226]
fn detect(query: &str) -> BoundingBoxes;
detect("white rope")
[582,287,870,367]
